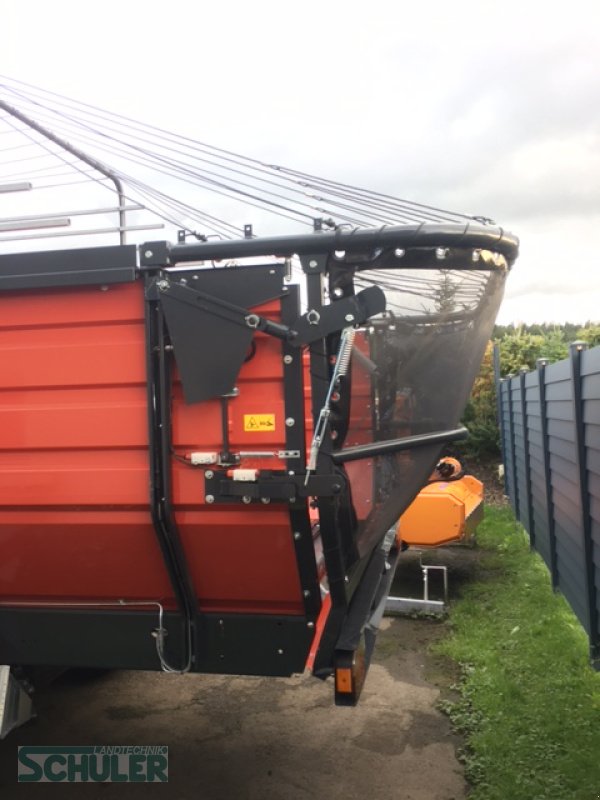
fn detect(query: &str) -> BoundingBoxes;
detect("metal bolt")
[345,313,355,322]
[285,417,295,427]
[309,259,318,268]
[242,495,252,504]
[293,531,302,540]
[277,648,284,655]
[144,250,153,258]
[307,621,315,629]
[289,496,296,504]
[260,497,271,504]
[283,354,293,365]
[180,278,188,285]
[157,279,169,291]
[205,470,214,480]
[205,495,215,504]
[303,590,311,598]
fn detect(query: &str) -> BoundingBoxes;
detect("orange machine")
[398,458,484,547]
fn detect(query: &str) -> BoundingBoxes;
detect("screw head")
[293,531,301,540]
[205,495,215,504]
[242,495,252,504]
[345,313,355,322]
[285,417,295,427]
[205,470,214,480]
[283,354,293,365]
[260,497,271,504]
[303,590,311,598]
[309,259,318,268]
[307,621,315,629]
[144,250,154,258]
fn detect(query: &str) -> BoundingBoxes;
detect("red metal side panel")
[0,282,304,615]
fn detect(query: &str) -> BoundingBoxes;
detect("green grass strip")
[436,506,600,800]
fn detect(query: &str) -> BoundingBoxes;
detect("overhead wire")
[0,75,498,313]
[0,77,480,229]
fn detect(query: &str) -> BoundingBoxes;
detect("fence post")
[570,340,598,662]
[506,375,520,519]
[536,357,558,588]
[519,368,535,546]
[494,345,510,497]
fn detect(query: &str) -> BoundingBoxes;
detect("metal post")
[494,345,510,496]
[506,376,520,518]
[519,368,535,546]
[536,358,559,588]
[569,341,599,661]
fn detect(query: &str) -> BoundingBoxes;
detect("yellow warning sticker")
[244,414,276,432]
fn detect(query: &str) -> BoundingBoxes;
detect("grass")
[436,506,600,800]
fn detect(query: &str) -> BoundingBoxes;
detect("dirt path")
[0,602,465,799]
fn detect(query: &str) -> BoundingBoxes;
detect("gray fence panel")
[582,346,600,376]
[584,401,600,426]
[545,381,573,401]
[582,374,600,398]
[547,418,578,444]
[496,343,600,665]
[545,358,571,383]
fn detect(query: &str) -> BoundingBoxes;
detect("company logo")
[18,746,168,783]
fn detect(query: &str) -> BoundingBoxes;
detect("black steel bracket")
[204,470,347,504]
[151,277,385,349]
[292,286,385,344]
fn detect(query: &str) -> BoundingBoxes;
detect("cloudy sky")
[3,0,600,323]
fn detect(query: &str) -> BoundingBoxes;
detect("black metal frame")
[139,222,518,268]
[0,608,312,677]
[0,244,137,291]
[143,274,198,671]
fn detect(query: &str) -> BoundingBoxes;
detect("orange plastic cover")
[398,475,483,547]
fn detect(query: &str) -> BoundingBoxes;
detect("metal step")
[0,666,34,739]
[385,560,449,617]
